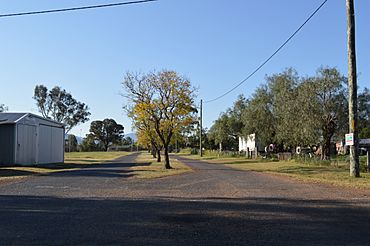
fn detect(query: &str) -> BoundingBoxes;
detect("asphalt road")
[0,153,369,245]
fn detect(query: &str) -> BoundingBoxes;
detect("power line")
[204,0,328,104]
[0,0,157,18]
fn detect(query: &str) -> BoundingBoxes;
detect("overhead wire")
[204,0,328,103]
[0,0,157,18]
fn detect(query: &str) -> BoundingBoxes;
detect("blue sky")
[0,0,369,137]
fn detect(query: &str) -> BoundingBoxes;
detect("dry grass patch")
[64,151,130,164]
[225,160,370,189]
[131,152,192,179]
[180,154,370,190]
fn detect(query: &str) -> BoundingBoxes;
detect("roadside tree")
[358,87,370,138]
[79,134,101,152]
[33,85,90,133]
[242,85,276,147]
[123,70,197,169]
[308,67,348,159]
[89,119,124,151]
[65,134,78,152]
[0,104,8,112]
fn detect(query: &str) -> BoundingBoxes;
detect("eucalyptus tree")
[0,104,7,112]
[33,85,90,133]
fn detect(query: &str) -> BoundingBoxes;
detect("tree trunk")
[157,149,161,162]
[321,139,331,160]
[151,147,157,158]
[164,145,171,169]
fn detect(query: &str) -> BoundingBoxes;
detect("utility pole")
[347,0,360,177]
[200,99,203,157]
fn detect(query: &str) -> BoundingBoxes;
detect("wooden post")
[346,0,360,177]
[200,99,203,157]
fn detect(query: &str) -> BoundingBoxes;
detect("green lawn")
[181,154,370,189]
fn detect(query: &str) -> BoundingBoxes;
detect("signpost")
[346,135,370,172]
[345,133,354,146]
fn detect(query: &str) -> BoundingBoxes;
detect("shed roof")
[0,113,27,124]
[0,112,64,126]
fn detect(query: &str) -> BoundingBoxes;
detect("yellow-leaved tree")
[123,70,197,169]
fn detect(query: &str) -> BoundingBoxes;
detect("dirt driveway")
[0,153,369,245]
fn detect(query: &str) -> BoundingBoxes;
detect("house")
[239,133,264,158]
[0,113,65,165]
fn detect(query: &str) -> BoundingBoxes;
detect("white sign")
[345,133,354,146]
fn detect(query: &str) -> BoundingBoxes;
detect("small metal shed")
[0,113,65,165]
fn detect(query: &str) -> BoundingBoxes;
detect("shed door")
[38,125,64,164]
[16,124,37,165]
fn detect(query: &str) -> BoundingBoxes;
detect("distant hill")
[125,132,137,141]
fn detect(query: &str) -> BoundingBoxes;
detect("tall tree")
[358,87,370,138]
[123,70,197,169]
[242,85,276,147]
[0,104,8,112]
[136,118,163,162]
[33,85,91,133]
[268,69,300,147]
[309,68,348,160]
[89,119,124,151]
[208,114,231,151]
[226,95,248,137]
[65,134,78,152]
[80,134,101,152]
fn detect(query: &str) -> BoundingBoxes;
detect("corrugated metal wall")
[16,124,37,164]
[1,114,64,165]
[38,125,64,164]
[0,124,15,165]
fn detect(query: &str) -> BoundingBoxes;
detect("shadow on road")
[0,169,35,178]
[0,194,369,245]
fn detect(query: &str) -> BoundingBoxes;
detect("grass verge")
[181,154,370,190]
[64,151,130,164]
[0,151,130,182]
[130,152,192,179]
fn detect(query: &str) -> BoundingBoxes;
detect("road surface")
[0,153,369,245]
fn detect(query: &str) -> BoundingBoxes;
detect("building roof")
[0,113,27,124]
[0,112,64,126]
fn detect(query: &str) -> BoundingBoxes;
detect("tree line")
[206,67,370,160]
